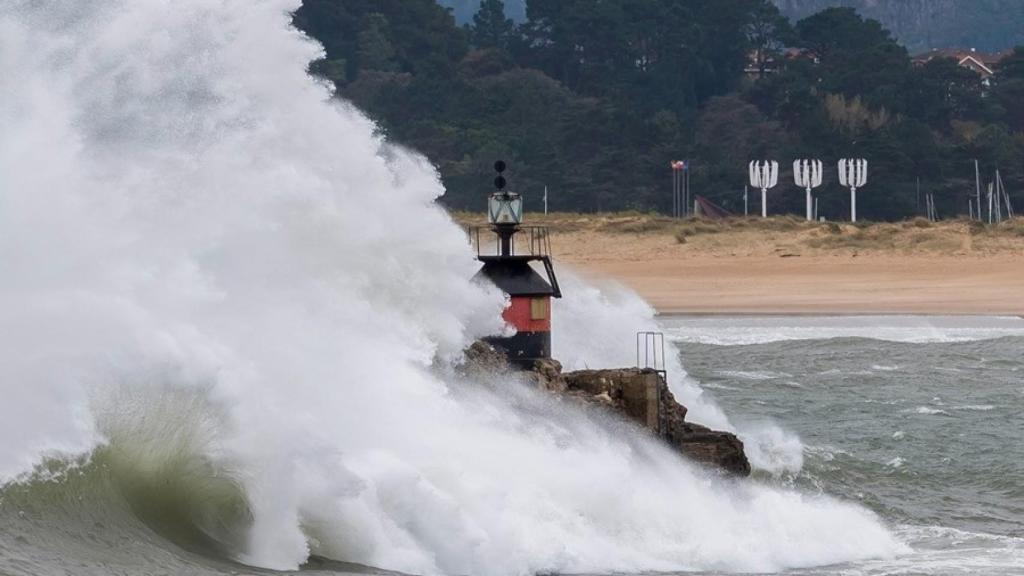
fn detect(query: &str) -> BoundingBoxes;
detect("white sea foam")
[738,424,806,476]
[662,315,1024,346]
[805,444,854,464]
[716,370,789,381]
[872,364,900,372]
[553,273,731,431]
[555,274,808,479]
[952,405,996,412]
[914,407,951,416]
[0,1,904,574]
[883,525,1024,575]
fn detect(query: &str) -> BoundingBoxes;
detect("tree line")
[293,0,1024,220]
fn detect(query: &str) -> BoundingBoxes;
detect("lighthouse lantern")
[488,191,523,225]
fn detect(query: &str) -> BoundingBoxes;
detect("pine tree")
[746,1,794,79]
[470,0,514,50]
[358,13,398,71]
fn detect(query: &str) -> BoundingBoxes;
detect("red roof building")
[911,48,1013,80]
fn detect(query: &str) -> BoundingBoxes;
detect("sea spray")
[1,1,901,574]
[553,272,805,474]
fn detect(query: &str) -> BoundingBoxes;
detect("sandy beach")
[568,254,1024,315]
[460,213,1024,315]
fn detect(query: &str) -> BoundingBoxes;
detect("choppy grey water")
[663,315,1024,576]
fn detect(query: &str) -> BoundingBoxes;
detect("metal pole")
[996,170,1003,222]
[974,159,982,221]
[851,187,857,223]
[671,169,679,218]
[997,172,1004,221]
[1000,171,1014,218]
[677,167,682,218]
[675,168,681,218]
[762,187,768,218]
[676,168,682,218]
[678,169,682,218]
[988,183,994,224]
[684,162,691,217]
[806,186,813,221]
[678,165,683,217]
[995,180,1003,220]
[744,185,749,216]
[671,169,677,218]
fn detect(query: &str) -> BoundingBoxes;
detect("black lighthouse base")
[485,332,551,369]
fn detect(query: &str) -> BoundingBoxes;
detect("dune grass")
[452,210,1024,253]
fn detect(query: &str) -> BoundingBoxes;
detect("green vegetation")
[294,1,1024,221]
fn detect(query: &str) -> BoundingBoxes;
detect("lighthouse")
[474,161,562,368]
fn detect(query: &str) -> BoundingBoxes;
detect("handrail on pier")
[636,331,668,380]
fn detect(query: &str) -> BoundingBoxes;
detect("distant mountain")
[773,0,1024,53]
[437,0,525,24]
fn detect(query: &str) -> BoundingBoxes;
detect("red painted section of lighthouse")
[502,296,551,333]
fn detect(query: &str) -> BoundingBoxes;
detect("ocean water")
[0,1,1018,575]
[663,315,1024,575]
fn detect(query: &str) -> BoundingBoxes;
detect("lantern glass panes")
[488,192,523,225]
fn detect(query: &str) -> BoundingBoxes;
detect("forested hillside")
[294,1,1024,220]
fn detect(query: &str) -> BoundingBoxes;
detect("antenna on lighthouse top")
[494,160,507,191]
[488,161,521,226]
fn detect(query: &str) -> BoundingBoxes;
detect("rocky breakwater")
[465,343,751,476]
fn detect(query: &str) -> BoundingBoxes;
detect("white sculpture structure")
[838,159,868,222]
[794,159,824,221]
[748,160,779,218]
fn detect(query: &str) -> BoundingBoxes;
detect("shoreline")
[455,213,1024,317]
[654,311,1024,318]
